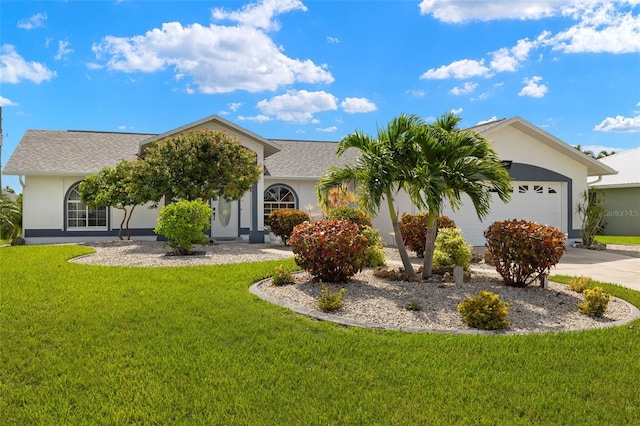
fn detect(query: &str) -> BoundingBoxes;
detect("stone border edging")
[249,278,640,335]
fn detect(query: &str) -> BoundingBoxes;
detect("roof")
[139,114,282,158]
[3,130,150,176]
[476,116,617,177]
[264,139,359,179]
[590,147,640,188]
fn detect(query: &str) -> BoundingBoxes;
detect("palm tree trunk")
[386,193,417,279]
[422,217,438,279]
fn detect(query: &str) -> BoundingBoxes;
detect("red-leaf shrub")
[398,213,456,257]
[267,209,309,245]
[289,219,368,283]
[484,219,566,287]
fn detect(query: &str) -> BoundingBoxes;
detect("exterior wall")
[596,187,640,236]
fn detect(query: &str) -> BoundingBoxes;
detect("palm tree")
[316,114,425,279]
[406,112,512,279]
[0,194,22,240]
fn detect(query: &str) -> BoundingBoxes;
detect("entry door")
[211,199,238,239]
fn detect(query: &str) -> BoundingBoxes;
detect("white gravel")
[71,241,638,334]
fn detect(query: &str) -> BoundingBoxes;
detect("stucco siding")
[23,176,66,230]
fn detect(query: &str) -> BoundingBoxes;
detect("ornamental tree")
[138,130,262,203]
[79,159,146,240]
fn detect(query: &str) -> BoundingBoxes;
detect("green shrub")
[267,209,309,245]
[327,206,372,228]
[361,226,386,267]
[154,199,211,255]
[484,219,566,287]
[578,287,610,317]
[272,264,295,286]
[457,291,510,330]
[289,219,367,283]
[567,276,592,293]
[433,228,472,271]
[405,301,421,311]
[317,284,346,312]
[398,213,456,257]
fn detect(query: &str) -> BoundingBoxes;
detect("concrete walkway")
[551,246,640,291]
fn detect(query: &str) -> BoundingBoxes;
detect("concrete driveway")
[551,247,640,291]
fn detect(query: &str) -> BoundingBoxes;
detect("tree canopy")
[138,130,262,203]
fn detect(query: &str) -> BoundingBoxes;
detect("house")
[2,114,615,246]
[589,147,640,236]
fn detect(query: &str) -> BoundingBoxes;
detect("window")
[66,183,107,229]
[264,184,297,223]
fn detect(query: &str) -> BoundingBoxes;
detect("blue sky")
[1,0,639,192]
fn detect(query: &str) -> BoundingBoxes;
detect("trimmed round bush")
[457,291,510,330]
[267,209,310,245]
[289,219,367,283]
[327,206,372,228]
[484,219,566,287]
[433,228,472,271]
[154,199,211,255]
[398,213,456,257]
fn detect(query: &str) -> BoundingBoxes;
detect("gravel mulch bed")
[71,241,639,334]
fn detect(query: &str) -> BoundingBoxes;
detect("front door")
[211,199,238,239]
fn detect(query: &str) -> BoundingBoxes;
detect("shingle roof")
[3,130,151,175]
[263,139,360,178]
[591,147,640,188]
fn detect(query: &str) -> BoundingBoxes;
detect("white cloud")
[92,1,333,94]
[419,0,567,23]
[54,40,73,60]
[547,4,640,54]
[340,97,377,113]
[0,44,56,84]
[406,89,425,98]
[421,59,491,80]
[449,81,478,95]
[0,96,18,107]
[451,107,463,115]
[237,114,272,123]
[86,62,102,70]
[317,126,338,132]
[519,76,548,98]
[476,116,499,125]
[257,89,338,122]
[327,36,340,44]
[229,102,243,112]
[17,13,47,30]
[212,0,307,31]
[594,114,640,133]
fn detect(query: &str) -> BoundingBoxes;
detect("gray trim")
[508,162,576,238]
[63,181,111,232]
[249,183,262,243]
[24,228,157,238]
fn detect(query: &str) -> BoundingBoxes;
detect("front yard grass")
[2,245,639,425]
[595,235,640,245]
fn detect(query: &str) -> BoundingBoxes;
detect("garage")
[444,181,564,246]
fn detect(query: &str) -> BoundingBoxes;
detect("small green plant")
[272,264,295,286]
[457,291,510,330]
[405,301,421,311]
[154,199,211,255]
[576,189,606,247]
[317,284,346,312]
[267,209,310,245]
[433,228,472,271]
[327,206,372,228]
[567,276,592,293]
[361,226,386,267]
[578,287,610,317]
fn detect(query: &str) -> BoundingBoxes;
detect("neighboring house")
[590,147,640,236]
[3,114,615,246]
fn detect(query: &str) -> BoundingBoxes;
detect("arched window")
[66,183,107,230]
[264,184,298,223]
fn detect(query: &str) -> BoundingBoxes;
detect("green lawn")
[595,235,640,245]
[2,246,639,425]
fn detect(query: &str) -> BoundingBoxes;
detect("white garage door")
[444,181,563,246]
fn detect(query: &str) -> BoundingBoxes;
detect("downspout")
[19,175,25,189]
